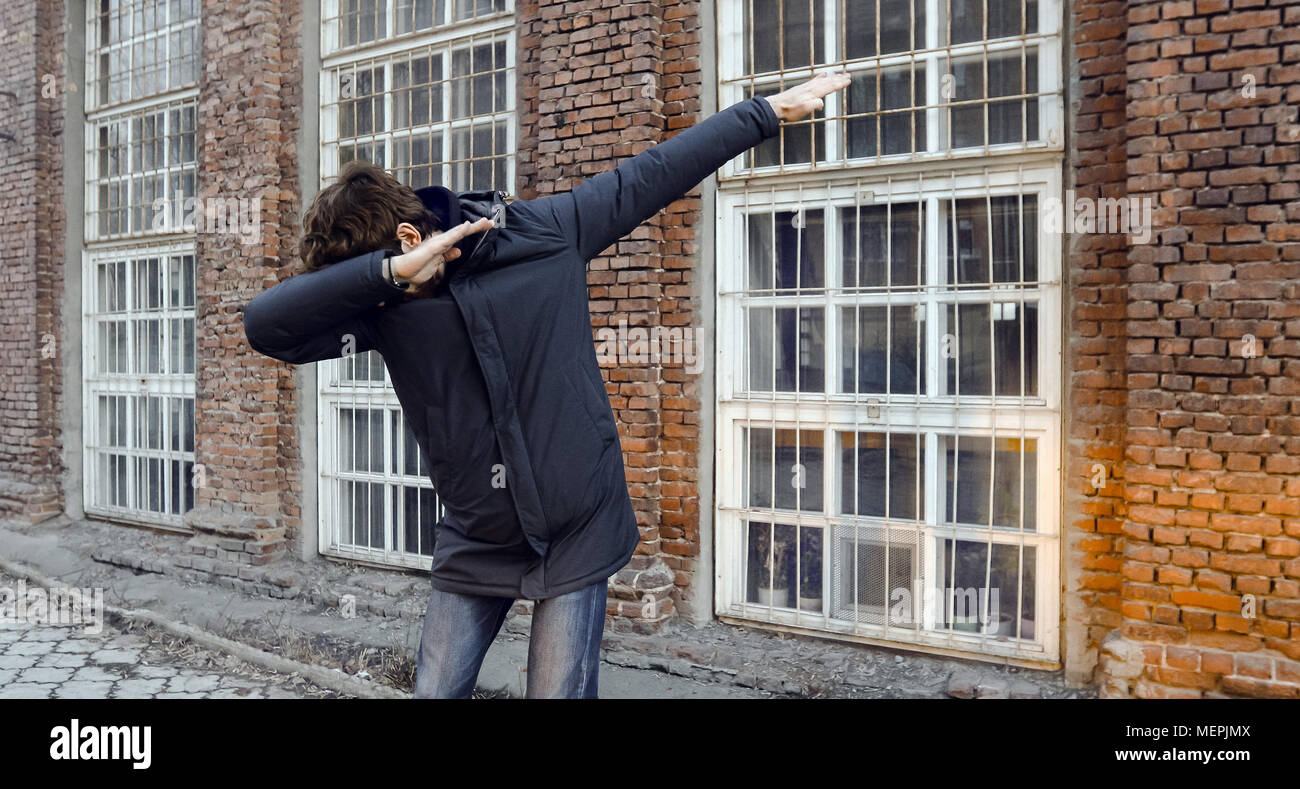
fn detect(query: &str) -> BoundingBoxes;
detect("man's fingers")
[444,216,494,243]
[411,216,495,263]
[811,71,851,98]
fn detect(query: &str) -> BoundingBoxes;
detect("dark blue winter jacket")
[243,96,780,599]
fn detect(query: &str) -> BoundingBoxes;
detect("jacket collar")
[413,186,504,276]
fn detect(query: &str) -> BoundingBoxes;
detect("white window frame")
[82,241,198,528]
[714,0,1064,666]
[717,0,1064,175]
[316,2,516,568]
[82,0,199,529]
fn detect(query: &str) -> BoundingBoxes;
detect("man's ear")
[396,222,423,253]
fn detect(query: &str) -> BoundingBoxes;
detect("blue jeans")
[413,580,607,699]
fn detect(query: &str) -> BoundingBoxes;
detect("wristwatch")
[383,253,409,290]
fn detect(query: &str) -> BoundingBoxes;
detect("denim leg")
[524,580,608,699]
[413,583,513,699]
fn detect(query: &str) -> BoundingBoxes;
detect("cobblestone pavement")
[0,571,350,699]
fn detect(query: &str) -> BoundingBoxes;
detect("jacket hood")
[413,186,504,279]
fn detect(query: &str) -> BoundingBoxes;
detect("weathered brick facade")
[517,0,706,631]
[0,0,65,523]
[1072,0,1300,697]
[181,0,304,568]
[1,0,1297,696]
[1066,0,1133,685]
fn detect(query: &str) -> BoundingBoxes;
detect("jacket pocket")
[531,362,613,534]
[571,361,618,445]
[423,403,495,508]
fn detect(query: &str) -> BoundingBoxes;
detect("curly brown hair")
[300,160,440,273]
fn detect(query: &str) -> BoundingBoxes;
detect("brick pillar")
[1098,0,1300,698]
[184,0,303,568]
[517,0,705,632]
[0,0,65,523]
[1064,0,1131,684]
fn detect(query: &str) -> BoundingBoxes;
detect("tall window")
[316,0,515,567]
[83,0,200,527]
[715,0,1062,663]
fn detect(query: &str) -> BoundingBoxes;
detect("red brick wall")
[184,0,303,564]
[516,0,705,630]
[1093,0,1300,698]
[1065,0,1131,683]
[0,0,65,523]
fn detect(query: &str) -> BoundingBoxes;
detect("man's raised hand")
[391,216,495,286]
[764,71,853,123]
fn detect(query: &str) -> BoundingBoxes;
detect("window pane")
[944,301,1037,397]
[338,408,386,474]
[451,41,508,119]
[840,305,925,395]
[747,209,824,291]
[342,349,386,383]
[451,120,508,190]
[745,428,824,512]
[797,527,824,610]
[841,203,923,288]
[396,0,443,34]
[89,0,199,108]
[454,0,506,21]
[340,141,386,167]
[745,523,824,610]
[746,0,824,74]
[948,0,1038,44]
[342,480,386,549]
[943,435,1036,530]
[847,66,926,158]
[838,432,923,520]
[394,132,445,188]
[343,0,386,48]
[90,102,196,239]
[745,521,799,607]
[747,307,825,392]
[949,50,1039,147]
[939,540,1036,639]
[947,195,1038,284]
[340,67,386,138]
[393,53,444,130]
[846,0,925,57]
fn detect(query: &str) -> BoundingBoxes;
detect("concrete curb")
[0,555,409,700]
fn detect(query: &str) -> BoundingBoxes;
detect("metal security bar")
[83,244,197,527]
[719,0,1062,176]
[83,0,200,529]
[321,0,510,57]
[84,99,197,242]
[321,30,515,190]
[716,162,1062,661]
[317,353,446,568]
[86,0,200,109]
[317,4,515,567]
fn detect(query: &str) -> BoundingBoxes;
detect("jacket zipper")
[464,190,506,264]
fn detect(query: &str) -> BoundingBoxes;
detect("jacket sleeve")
[535,95,780,260]
[243,249,405,365]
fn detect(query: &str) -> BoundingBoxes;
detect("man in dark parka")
[243,72,851,697]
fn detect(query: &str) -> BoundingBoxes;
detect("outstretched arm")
[531,72,852,261]
[243,217,493,364]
